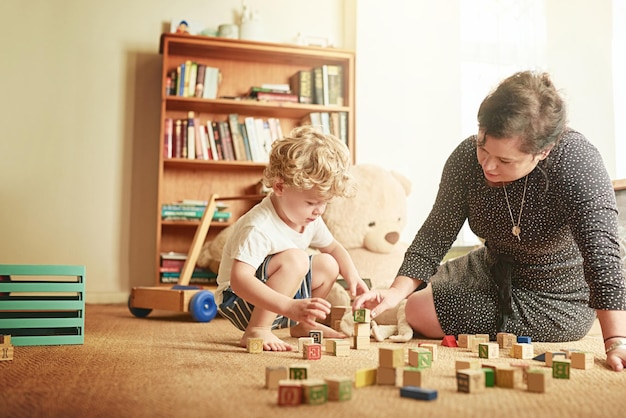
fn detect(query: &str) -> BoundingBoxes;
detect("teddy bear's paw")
[371,321,398,342]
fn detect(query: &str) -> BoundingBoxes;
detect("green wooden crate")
[0,264,85,346]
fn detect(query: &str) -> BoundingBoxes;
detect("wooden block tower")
[352,308,371,350]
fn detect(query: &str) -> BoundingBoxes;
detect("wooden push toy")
[128,195,220,322]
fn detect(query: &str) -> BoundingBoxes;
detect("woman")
[353,71,626,371]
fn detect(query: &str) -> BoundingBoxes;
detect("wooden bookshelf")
[155,33,356,286]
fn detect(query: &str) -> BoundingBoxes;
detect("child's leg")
[241,249,311,351]
[289,252,345,339]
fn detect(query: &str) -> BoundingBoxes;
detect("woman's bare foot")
[240,327,294,351]
[290,322,345,339]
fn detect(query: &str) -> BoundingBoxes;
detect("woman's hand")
[352,287,406,320]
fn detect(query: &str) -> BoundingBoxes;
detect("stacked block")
[309,330,323,344]
[0,265,85,346]
[512,343,534,359]
[298,337,314,352]
[352,308,371,350]
[403,367,429,387]
[497,332,517,349]
[303,342,322,360]
[0,335,13,362]
[408,348,433,369]
[326,339,350,356]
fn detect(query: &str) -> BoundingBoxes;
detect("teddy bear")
[197,163,413,342]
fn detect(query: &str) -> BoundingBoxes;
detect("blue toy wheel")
[189,290,217,322]
[128,295,152,318]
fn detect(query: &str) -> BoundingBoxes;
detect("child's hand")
[288,297,332,328]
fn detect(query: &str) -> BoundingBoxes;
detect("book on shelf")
[218,121,236,161]
[260,83,290,92]
[194,117,209,160]
[338,111,348,144]
[312,66,324,105]
[320,112,331,135]
[227,113,249,161]
[326,64,344,106]
[183,60,192,97]
[289,70,313,104]
[239,121,253,161]
[187,62,197,98]
[173,119,183,158]
[205,120,219,160]
[186,112,196,159]
[194,63,205,98]
[163,118,173,158]
[249,90,299,103]
[254,118,273,162]
[181,119,188,158]
[203,66,220,99]
[210,121,225,160]
[244,116,264,162]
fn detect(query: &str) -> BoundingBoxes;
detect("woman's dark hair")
[476,71,567,154]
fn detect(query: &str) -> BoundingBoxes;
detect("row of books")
[166,62,220,99]
[161,201,231,222]
[290,64,344,106]
[163,113,283,162]
[160,252,217,285]
[164,61,344,108]
[302,111,349,145]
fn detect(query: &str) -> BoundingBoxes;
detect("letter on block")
[278,380,302,406]
[309,330,323,344]
[325,376,352,401]
[301,379,328,405]
[354,308,371,323]
[478,342,500,359]
[552,359,571,379]
[289,364,310,380]
[419,343,438,361]
[408,348,432,369]
[247,338,263,353]
[303,343,322,360]
[456,369,486,393]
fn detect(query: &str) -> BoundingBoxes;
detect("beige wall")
[0,0,620,302]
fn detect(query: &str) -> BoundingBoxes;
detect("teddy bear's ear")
[391,171,412,196]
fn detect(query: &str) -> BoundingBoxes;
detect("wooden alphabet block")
[512,343,534,359]
[517,335,532,344]
[408,348,432,369]
[246,337,263,353]
[510,361,531,383]
[496,332,517,349]
[545,351,567,367]
[277,380,302,406]
[353,322,370,337]
[354,335,370,350]
[377,366,402,386]
[326,339,350,356]
[354,308,371,323]
[1,346,14,362]
[266,366,289,389]
[379,347,405,368]
[0,335,11,347]
[400,386,438,401]
[289,364,310,380]
[471,334,489,352]
[354,367,377,388]
[442,335,457,347]
[496,367,521,389]
[570,351,594,370]
[309,330,323,344]
[458,334,474,349]
[303,343,322,360]
[298,337,314,353]
[418,343,438,361]
[403,367,428,387]
[455,359,481,371]
[325,376,352,401]
[456,369,486,393]
[478,342,500,359]
[552,359,571,379]
[527,368,551,393]
[481,367,495,387]
[301,379,328,405]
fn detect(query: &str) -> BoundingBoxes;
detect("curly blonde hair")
[262,125,355,199]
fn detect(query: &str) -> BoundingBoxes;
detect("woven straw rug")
[1,304,624,418]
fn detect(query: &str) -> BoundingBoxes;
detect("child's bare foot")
[290,322,345,339]
[240,327,294,351]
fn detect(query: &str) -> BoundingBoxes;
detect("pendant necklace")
[502,175,528,241]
